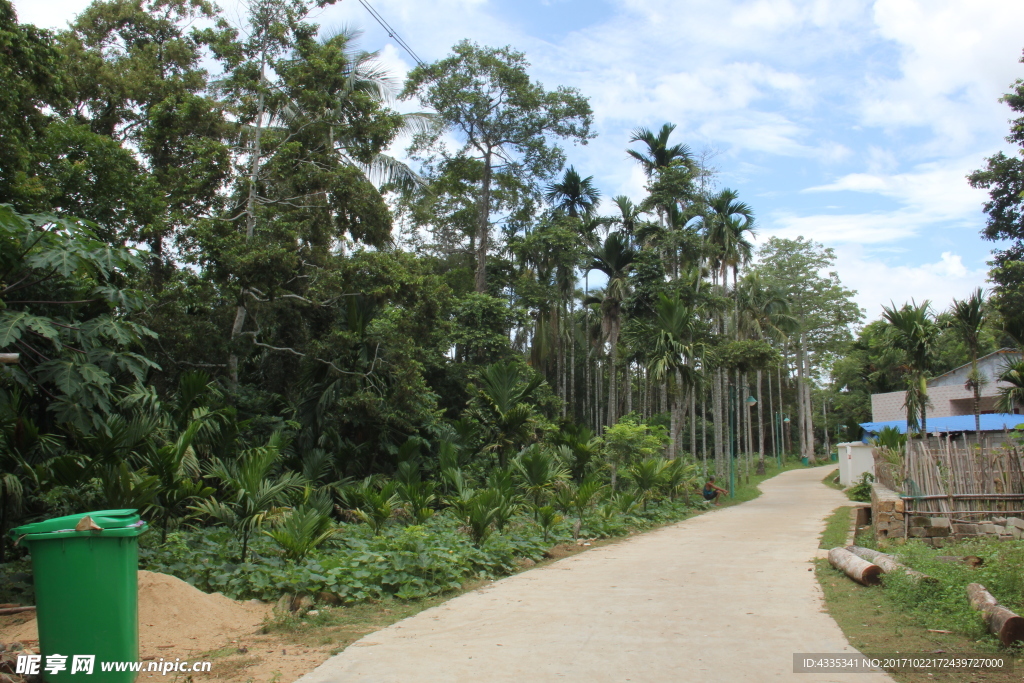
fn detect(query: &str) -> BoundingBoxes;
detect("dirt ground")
[0,538,614,683]
[0,573,339,683]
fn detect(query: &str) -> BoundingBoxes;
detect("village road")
[297,466,894,683]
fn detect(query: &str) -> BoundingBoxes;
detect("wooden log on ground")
[0,353,19,365]
[846,545,937,583]
[828,547,882,586]
[936,555,984,568]
[0,606,35,615]
[967,583,1024,646]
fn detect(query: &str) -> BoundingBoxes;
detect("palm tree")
[469,361,545,467]
[947,288,987,432]
[647,293,704,457]
[514,445,568,514]
[609,195,643,241]
[736,273,794,471]
[996,359,1024,413]
[193,433,304,562]
[701,189,754,470]
[587,233,638,427]
[703,189,755,292]
[627,123,695,177]
[882,301,939,438]
[545,166,601,218]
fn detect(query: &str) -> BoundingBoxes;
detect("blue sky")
[16,0,1024,322]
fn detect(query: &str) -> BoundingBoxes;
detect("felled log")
[828,547,882,586]
[967,583,1024,646]
[937,555,984,568]
[846,545,937,583]
[0,353,18,365]
[0,606,35,615]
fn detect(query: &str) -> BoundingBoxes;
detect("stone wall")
[870,483,905,541]
[872,482,1024,547]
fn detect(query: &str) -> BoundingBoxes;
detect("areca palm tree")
[882,301,939,437]
[610,195,641,232]
[587,232,638,427]
[996,359,1024,414]
[736,273,794,472]
[469,361,545,467]
[193,433,304,562]
[627,123,695,177]
[947,288,987,432]
[703,189,755,291]
[545,166,601,218]
[647,293,704,457]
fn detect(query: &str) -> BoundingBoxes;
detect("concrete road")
[298,467,893,683]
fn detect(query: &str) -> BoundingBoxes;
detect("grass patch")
[818,534,1024,682]
[815,559,1021,683]
[819,506,852,549]
[261,594,453,649]
[877,538,1024,637]
[822,467,843,490]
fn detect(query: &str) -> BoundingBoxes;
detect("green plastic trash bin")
[10,509,148,682]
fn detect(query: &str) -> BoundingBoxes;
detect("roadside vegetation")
[818,530,1024,681]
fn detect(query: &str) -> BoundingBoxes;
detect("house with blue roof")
[861,348,1024,438]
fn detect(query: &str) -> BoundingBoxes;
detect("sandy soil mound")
[0,570,270,657]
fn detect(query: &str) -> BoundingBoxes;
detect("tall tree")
[754,238,862,461]
[0,0,63,209]
[969,49,1024,333]
[882,301,939,437]
[403,41,593,293]
[198,2,404,389]
[545,165,600,219]
[947,288,987,432]
[627,123,694,178]
[586,232,637,428]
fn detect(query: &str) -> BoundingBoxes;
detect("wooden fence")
[873,436,1024,520]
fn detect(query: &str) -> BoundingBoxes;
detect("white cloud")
[861,0,1024,155]
[790,158,992,244]
[834,246,988,319]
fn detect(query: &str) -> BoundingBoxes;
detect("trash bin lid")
[10,509,144,539]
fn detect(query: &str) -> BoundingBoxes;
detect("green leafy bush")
[138,500,699,604]
[846,472,874,502]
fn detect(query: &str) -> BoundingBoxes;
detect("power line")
[355,0,424,66]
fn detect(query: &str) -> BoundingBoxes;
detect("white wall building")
[870,349,1022,423]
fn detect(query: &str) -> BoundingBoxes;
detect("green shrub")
[846,472,874,502]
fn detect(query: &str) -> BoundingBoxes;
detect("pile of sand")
[0,570,271,657]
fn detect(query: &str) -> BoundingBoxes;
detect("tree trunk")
[668,381,678,459]
[474,150,493,293]
[967,583,1024,646]
[822,395,829,458]
[846,546,936,583]
[972,354,981,433]
[228,58,268,391]
[828,548,881,586]
[624,359,633,417]
[607,345,618,427]
[701,393,707,476]
[690,388,696,460]
[797,335,815,462]
[756,368,765,474]
[569,315,576,420]
[743,370,753,482]
[713,367,724,477]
